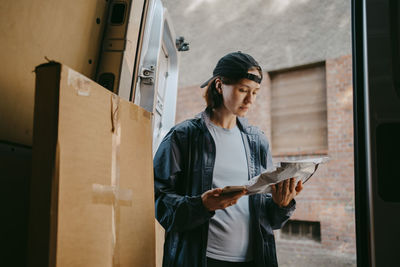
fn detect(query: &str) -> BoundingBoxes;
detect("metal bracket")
[139,65,155,85]
[176,36,189,52]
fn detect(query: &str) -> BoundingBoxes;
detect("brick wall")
[175,84,207,123]
[175,54,355,256]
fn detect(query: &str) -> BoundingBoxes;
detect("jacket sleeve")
[264,195,296,230]
[154,129,214,233]
[259,133,296,230]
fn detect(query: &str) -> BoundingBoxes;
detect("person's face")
[216,69,261,117]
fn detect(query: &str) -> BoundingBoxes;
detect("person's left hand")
[271,178,303,208]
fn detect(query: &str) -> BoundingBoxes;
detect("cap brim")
[200,76,216,88]
[200,72,262,88]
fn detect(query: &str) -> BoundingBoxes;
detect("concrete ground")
[276,247,357,267]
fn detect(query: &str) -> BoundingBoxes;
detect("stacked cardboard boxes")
[29,63,155,267]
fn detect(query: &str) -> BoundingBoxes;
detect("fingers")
[203,188,250,210]
[232,188,247,197]
[283,179,290,195]
[271,184,276,194]
[221,189,247,208]
[276,178,296,196]
[278,181,283,195]
[207,188,222,197]
[295,180,303,194]
[277,179,289,197]
[222,191,246,202]
[221,198,237,209]
[271,178,301,207]
[221,188,247,199]
[289,178,295,193]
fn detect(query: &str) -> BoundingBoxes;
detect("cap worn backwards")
[200,51,263,88]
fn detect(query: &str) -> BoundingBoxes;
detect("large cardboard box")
[29,62,155,267]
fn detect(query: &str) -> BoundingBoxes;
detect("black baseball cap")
[200,51,263,88]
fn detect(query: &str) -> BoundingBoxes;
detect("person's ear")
[215,79,222,94]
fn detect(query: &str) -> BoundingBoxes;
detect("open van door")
[131,1,180,265]
[132,0,179,154]
[96,0,179,155]
[98,0,180,265]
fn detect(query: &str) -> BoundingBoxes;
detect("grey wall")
[162,0,351,88]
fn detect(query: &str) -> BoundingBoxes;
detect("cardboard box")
[29,62,155,267]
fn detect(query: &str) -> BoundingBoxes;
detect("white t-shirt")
[205,120,253,262]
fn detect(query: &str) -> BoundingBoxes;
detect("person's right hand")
[201,188,247,211]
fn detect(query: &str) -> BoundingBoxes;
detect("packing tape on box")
[92,184,133,206]
[110,94,122,267]
[129,104,139,121]
[91,94,132,266]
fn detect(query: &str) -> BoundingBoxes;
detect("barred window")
[270,63,328,156]
[281,220,321,242]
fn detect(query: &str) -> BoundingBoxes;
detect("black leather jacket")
[154,110,295,267]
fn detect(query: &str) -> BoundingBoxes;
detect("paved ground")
[277,248,357,267]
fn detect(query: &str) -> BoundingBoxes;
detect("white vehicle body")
[134,0,179,154]
[96,0,179,154]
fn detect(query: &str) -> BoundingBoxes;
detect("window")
[281,220,321,242]
[270,63,327,156]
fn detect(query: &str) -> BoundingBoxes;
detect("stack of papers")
[244,157,329,195]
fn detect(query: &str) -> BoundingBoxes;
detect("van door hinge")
[139,65,155,85]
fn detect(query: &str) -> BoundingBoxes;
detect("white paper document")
[245,157,329,195]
